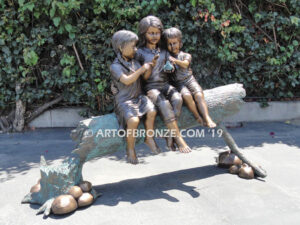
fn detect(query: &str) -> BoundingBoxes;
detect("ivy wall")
[0,0,299,116]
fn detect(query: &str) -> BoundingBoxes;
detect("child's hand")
[111,82,118,95]
[142,63,153,72]
[152,54,159,67]
[169,56,177,64]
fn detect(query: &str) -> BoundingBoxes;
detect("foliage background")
[0,0,299,117]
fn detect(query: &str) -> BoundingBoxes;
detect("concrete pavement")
[0,122,300,225]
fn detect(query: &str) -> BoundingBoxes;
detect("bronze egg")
[238,163,254,179]
[30,183,41,193]
[68,186,83,199]
[217,152,242,168]
[79,181,92,192]
[77,192,94,207]
[51,195,78,215]
[30,178,41,193]
[229,165,240,174]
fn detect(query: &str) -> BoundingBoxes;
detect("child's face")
[167,38,181,55]
[120,41,137,60]
[145,26,161,46]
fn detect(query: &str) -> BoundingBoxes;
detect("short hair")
[163,27,182,42]
[138,16,164,47]
[111,30,138,55]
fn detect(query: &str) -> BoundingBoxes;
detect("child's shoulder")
[110,58,122,71]
[178,51,192,61]
[179,51,191,57]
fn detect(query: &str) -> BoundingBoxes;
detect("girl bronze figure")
[136,16,191,153]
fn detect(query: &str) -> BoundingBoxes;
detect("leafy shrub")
[0,0,299,116]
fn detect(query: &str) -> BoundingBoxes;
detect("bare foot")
[174,137,191,153]
[196,117,204,126]
[178,145,192,153]
[145,138,161,154]
[204,117,216,128]
[165,136,177,151]
[126,148,138,164]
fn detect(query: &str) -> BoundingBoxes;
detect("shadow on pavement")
[25,165,226,219]
[92,165,226,206]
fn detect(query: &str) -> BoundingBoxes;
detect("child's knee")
[182,93,193,102]
[147,110,157,118]
[157,99,176,122]
[147,89,160,103]
[195,91,204,100]
[127,117,140,127]
[171,92,183,106]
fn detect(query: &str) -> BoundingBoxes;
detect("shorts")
[175,76,202,96]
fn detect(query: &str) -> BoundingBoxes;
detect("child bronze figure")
[163,27,216,128]
[110,30,160,164]
[136,16,191,153]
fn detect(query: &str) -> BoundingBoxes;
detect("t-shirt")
[173,51,193,82]
[110,58,142,103]
[135,47,169,90]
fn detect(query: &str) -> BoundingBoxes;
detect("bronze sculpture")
[21,16,267,217]
[110,30,160,164]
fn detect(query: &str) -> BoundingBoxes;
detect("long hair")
[138,16,164,47]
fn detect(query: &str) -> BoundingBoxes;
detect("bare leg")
[182,93,203,125]
[165,135,177,151]
[126,117,139,164]
[194,91,216,128]
[168,86,183,151]
[144,110,161,154]
[147,88,177,152]
[166,121,191,153]
[169,88,183,119]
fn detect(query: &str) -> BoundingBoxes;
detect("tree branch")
[73,43,84,71]
[273,25,279,52]
[265,0,291,15]
[26,95,64,124]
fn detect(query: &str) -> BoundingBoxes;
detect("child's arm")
[169,53,192,69]
[111,63,152,86]
[120,63,152,86]
[169,57,189,69]
[143,54,159,80]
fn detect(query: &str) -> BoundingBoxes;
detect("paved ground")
[0,122,300,225]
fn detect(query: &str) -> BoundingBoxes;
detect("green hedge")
[0,0,299,116]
